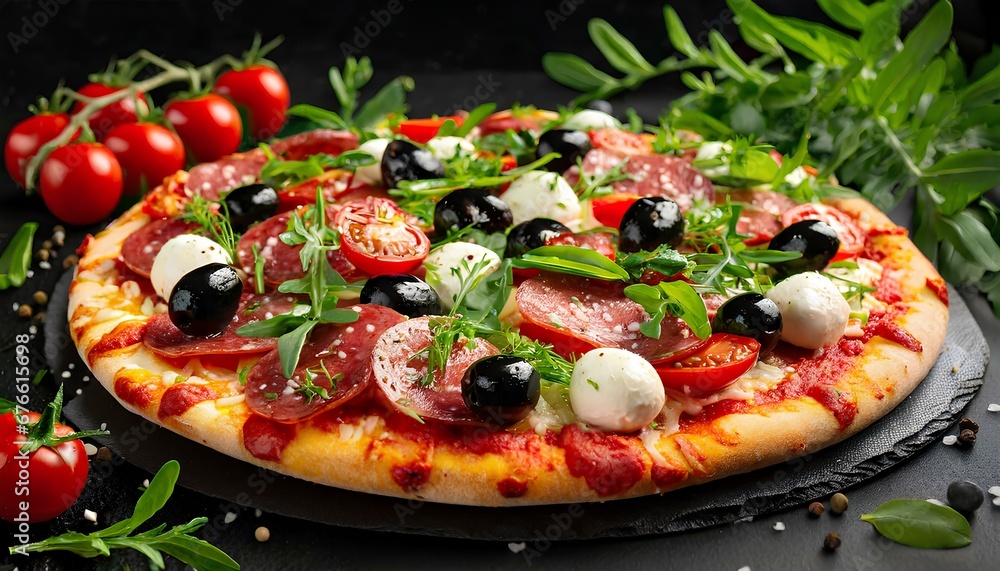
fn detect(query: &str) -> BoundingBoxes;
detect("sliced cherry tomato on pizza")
[393,116,463,144]
[651,333,760,396]
[335,197,430,275]
[781,203,865,259]
[4,112,78,187]
[104,122,186,195]
[213,64,291,141]
[39,142,123,225]
[165,94,242,163]
[590,193,640,229]
[72,83,148,139]
[589,128,652,156]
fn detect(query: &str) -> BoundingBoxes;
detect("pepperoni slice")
[781,203,866,257]
[277,170,354,211]
[268,129,359,161]
[718,188,799,217]
[186,151,268,201]
[143,293,299,357]
[245,304,405,422]
[546,231,616,260]
[736,205,783,246]
[515,274,703,361]
[236,212,356,287]
[372,317,500,424]
[573,149,715,211]
[120,218,199,277]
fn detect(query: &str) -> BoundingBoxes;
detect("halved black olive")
[536,129,592,173]
[504,218,571,258]
[711,293,783,356]
[360,274,441,318]
[168,263,242,337]
[618,197,685,253]
[768,220,840,278]
[461,355,540,426]
[381,140,445,189]
[223,184,280,232]
[433,188,513,234]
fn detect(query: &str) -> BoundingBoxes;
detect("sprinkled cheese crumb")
[84,509,98,522]
[943,435,958,445]
[508,542,527,553]
[773,522,785,531]
[338,351,347,359]
[366,323,375,333]
[346,326,355,333]
[224,512,237,524]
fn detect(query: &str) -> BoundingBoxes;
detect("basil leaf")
[0,222,37,290]
[542,53,616,92]
[921,150,1000,215]
[514,245,630,282]
[861,499,972,549]
[588,18,656,74]
[95,460,180,538]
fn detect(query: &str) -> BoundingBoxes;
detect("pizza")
[68,108,949,506]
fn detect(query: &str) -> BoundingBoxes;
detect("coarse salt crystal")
[338,351,347,359]
[83,375,90,382]
[84,509,98,522]
[346,326,355,333]
[224,512,237,524]
[988,403,1000,412]
[508,542,526,553]
[61,371,71,378]
[942,435,958,445]
[993,497,1000,507]
[39,261,51,270]
[28,325,37,335]
[738,567,751,571]
[75,389,82,395]
[68,363,75,370]
[84,443,98,456]
[773,522,785,531]
[366,323,375,333]
[143,479,150,488]
[987,486,1000,497]
[100,422,107,431]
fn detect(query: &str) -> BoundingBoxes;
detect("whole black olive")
[168,263,243,337]
[223,184,279,232]
[768,220,840,278]
[381,139,445,189]
[461,355,540,426]
[504,218,571,258]
[618,197,685,253]
[712,293,783,356]
[433,188,513,234]
[536,129,592,173]
[360,274,441,318]
[585,100,614,114]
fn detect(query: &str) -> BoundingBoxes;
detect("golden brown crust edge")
[68,198,949,506]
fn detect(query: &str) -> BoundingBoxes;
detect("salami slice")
[515,274,703,362]
[372,317,500,424]
[736,205,783,245]
[120,218,199,277]
[277,170,354,211]
[718,189,798,217]
[143,293,298,357]
[571,149,715,211]
[268,129,359,160]
[245,304,405,422]
[236,212,356,288]
[186,151,268,201]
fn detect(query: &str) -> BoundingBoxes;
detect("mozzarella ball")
[501,171,582,227]
[354,138,390,185]
[150,234,232,300]
[561,109,621,131]
[570,348,665,433]
[766,272,851,349]
[426,136,475,160]
[423,242,501,311]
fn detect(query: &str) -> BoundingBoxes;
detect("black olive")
[946,481,985,514]
[504,218,571,258]
[381,139,445,189]
[618,197,685,253]
[168,263,242,337]
[360,274,441,318]
[461,355,540,426]
[536,129,592,173]
[768,220,840,278]
[585,100,614,114]
[712,293,783,356]
[223,184,279,232]
[433,188,513,234]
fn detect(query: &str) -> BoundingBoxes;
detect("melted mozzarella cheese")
[426,136,475,160]
[150,234,231,301]
[766,272,851,350]
[500,171,582,227]
[570,348,665,432]
[666,360,788,416]
[423,242,501,310]
[561,109,621,131]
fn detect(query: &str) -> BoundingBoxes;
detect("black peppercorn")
[823,531,841,552]
[958,417,979,434]
[958,428,976,448]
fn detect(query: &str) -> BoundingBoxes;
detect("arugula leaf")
[0,222,37,290]
[513,245,631,282]
[588,18,657,75]
[623,281,711,340]
[861,499,972,549]
[617,245,691,281]
[921,150,1000,215]
[453,102,497,137]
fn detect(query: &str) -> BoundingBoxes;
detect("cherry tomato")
[590,193,640,229]
[0,411,89,523]
[476,109,561,136]
[72,83,147,139]
[392,116,464,144]
[165,94,242,163]
[335,197,430,275]
[39,142,123,225]
[781,203,865,259]
[4,113,76,187]
[589,128,653,156]
[651,333,760,396]
[213,65,291,141]
[104,122,186,196]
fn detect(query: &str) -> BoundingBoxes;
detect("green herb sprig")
[181,195,239,262]
[9,460,240,570]
[0,222,37,290]
[258,146,375,189]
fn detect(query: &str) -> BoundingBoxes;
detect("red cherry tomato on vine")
[165,94,242,163]
[39,142,123,225]
[0,410,89,523]
[104,123,186,196]
[335,197,430,275]
[4,113,76,187]
[72,83,147,139]
[392,116,464,144]
[213,65,290,141]
[651,333,760,396]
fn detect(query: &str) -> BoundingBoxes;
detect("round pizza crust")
[69,197,948,506]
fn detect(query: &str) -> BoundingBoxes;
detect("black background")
[1,0,999,569]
